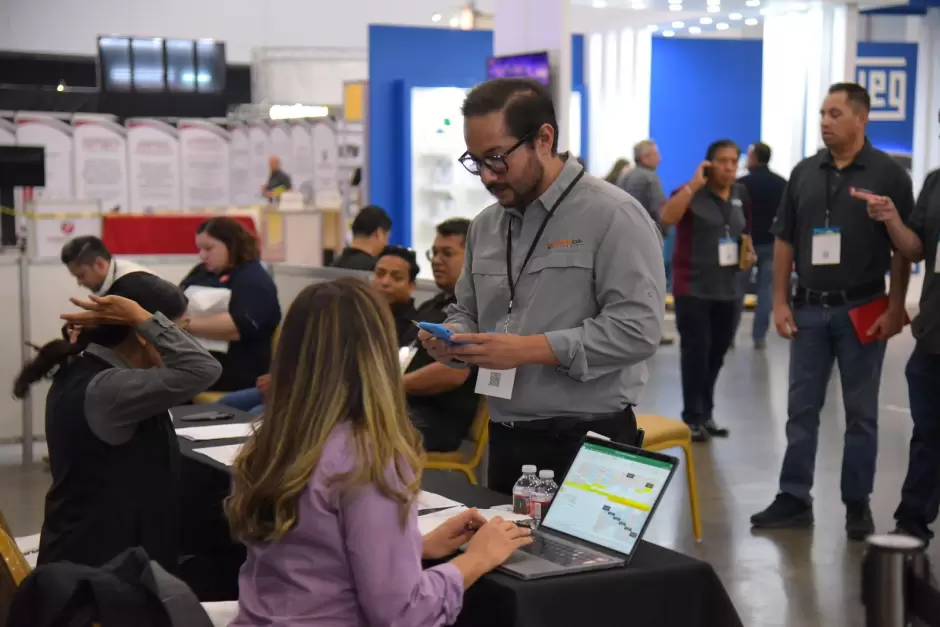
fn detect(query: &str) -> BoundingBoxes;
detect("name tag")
[718,237,739,267]
[476,367,516,400]
[812,228,841,266]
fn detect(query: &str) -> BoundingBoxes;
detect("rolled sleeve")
[546,202,665,382]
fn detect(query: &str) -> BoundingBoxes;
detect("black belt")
[793,280,885,307]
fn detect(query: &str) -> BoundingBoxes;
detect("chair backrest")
[0,527,30,588]
[468,398,489,444]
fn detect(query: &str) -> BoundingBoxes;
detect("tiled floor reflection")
[1,315,935,626]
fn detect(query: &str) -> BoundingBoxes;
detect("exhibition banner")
[127,119,182,212]
[311,120,340,208]
[229,122,253,206]
[290,120,314,200]
[72,114,129,213]
[269,121,294,182]
[28,199,102,261]
[248,122,270,202]
[0,118,14,145]
[15,112,74,200]
[179,119,231,208]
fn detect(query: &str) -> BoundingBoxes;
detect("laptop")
[497,436,678,580]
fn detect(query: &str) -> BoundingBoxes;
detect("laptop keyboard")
[519,534,599,567]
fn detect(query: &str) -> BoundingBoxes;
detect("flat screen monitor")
[487,51,551,85]
[0,146,45,188]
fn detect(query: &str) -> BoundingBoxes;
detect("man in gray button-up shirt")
[618,139,666,233]
[419,78,666,493]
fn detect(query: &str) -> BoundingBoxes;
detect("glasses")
[426,247,460,262]
[458,133,532,176]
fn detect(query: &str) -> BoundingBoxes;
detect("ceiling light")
[744,17,758,25]
[648,25,659,31]
[593,0,607,7]
[672,20,685,27]
[688,26,702,33]
[793,2,808,9]
[662,29,675,37]
[431,13,441,22]
[700,16,713,23]
[448,15,460,27]
[706,0,721,6]
[745,0,760,4]
[707,5,720,11]
[269,104,329,120]
[729,12,742,19]
[715,22,729,29]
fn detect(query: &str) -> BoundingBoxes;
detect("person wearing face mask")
[660,140,756,443]
[417,78,665,495]
[399,218,479,453]
[180,217,282,391]
[751,83,914,540]
[13,274,221,571]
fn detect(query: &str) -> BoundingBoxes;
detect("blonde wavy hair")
[225,278,424,543]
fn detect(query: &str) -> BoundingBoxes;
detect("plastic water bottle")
[530,470,558,524]
[512,465,538,515]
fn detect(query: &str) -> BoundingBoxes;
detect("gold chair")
[425,399,489,485]
[195,325,280,406]
[635,414,703,541]
[0,525,30,626]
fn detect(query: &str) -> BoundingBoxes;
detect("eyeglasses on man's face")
[458,133,533,176]
[425,247,461,262]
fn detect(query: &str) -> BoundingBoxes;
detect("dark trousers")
[487,410,638,496]
[895,347,940,539]
[674,295,737,426]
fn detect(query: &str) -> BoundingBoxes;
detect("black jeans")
[894,347,940,540]
[487,409,638,496]
[674,295,737,426]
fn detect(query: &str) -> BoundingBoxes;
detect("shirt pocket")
[471,258,508,293]
[524,252,596,310]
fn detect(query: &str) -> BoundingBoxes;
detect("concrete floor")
[1,313,934,626]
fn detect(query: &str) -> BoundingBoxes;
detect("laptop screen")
[541,441,675,557]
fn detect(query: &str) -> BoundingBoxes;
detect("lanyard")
[505,169,585,318]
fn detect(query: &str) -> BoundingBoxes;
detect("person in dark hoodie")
[14,273,221,572]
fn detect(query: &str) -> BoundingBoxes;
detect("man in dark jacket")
[732,142,787,349]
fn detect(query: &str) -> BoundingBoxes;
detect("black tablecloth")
[175,406,743,627]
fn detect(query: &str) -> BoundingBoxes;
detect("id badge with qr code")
[475,367,516,399]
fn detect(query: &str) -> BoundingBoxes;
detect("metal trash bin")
[863,534,930,627]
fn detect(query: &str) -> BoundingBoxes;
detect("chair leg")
[682,441,703,541]
[461,467,478,485]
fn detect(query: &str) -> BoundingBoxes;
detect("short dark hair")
[377,246,419,283]
[461,78,559,153]
[60,236,111,266]
[351,205,392,238]
[751,142,772,165]
[828,82,871,113]
[706,139,741,161]
[196,217,259,266]
[435,218,471,242]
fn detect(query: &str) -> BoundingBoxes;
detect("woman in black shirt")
[181,217,282,391]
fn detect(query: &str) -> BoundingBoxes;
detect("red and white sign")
[15,112,74,200]
[290,120,314,201]
[126,118,182,212]
[228,122,252,206]
[248,122,270,203]
[178,119,231,208]
[72,113,129,212]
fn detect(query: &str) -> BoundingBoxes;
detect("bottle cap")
[521,464,537,474]
[539,470,554,479]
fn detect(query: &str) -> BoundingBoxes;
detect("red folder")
[848,296,911,344]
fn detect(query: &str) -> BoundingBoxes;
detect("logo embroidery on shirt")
[546,238,583,250]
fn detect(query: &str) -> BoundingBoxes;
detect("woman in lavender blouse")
[225,278,532,627]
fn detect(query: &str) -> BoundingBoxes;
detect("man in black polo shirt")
[751,83,914,540]
[332,205,393,271]
[399,218,478,453]
[732,142,787,349]
[851,152,940,542]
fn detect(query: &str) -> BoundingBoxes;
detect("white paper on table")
[417,506,531,536]
[183,285,232,354]
[418,491,463,511]
[194,443,244,467]
[176,423,255,441]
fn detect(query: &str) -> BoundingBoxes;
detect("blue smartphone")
[414,321,467,345]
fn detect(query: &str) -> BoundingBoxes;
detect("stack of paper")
[176,423,255,441]
[417,491,463,511]
[417,506,531,536]
[195,444,244,467]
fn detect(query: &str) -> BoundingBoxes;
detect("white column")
[585,27,651,177]
[912,8,940,194]
[762,5,857,177]
[494,0,571,151]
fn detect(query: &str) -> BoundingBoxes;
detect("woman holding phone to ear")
[225,278,532,627]
[659,140,756,442]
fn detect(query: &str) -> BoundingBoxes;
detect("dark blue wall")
[368,24,586,246]
[649,37,763,196]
